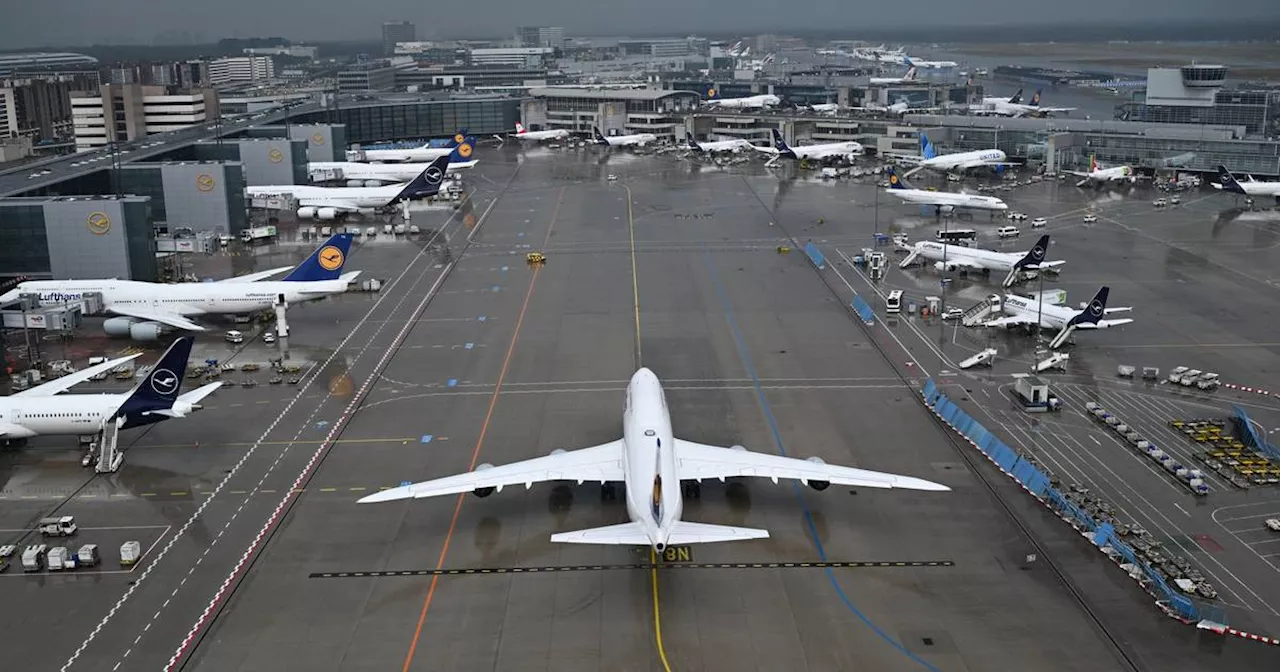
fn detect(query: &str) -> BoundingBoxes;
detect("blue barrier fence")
[804,242,826,269]
[1233,405,1280,462]
[851,296,875,325]
[920,378,1219,625]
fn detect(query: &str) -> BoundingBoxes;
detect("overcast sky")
[2,0,1277,49]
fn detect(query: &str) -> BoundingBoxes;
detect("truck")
[120,540,141,567]
[21,545,46,572]
[47,546,68,571]
[77,544,100,567]
[239,225,277,243]
[38,515,77,537]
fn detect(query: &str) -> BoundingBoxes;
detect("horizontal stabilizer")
[666,521,770,545]
[551,522,650,545]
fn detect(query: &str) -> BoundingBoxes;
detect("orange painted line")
[401,187,565,672]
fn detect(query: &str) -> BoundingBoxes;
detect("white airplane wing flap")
[218,266,293,283]
[673,439,948,491]
[1077,318,1134,330]
[14,353,143,397]
[357,440,626,503]
[108,306,207,331]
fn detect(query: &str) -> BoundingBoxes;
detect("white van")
[225,330,244,344]
[997,226,1020,238]
[886,290,904,314]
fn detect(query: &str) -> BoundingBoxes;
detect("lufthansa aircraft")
[900,234,1064,287]
[360,368,949,551]
[984,286,1134,349]
[248,155,448,220]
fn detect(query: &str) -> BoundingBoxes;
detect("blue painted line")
[478,316,487,322]
[464,342,474,350]
[447,379,457,387]
[701,250,941,672]
[421,435,434,444]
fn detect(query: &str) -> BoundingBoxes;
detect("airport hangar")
[0,96,521,282]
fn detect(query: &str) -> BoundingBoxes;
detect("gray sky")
[1,0,1276,49]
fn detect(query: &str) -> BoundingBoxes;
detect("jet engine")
[472,463,496,498]
[102,317,165,341]
[805,456,831,491]
[297,206,318,219]
[346,180,365,188]
[934,260,961,273]
[363,180,386,187]
[316,207,339,220]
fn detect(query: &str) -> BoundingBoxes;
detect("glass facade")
[294,99,521,145]
[1117,90,1278,137]
[123,199,157,280]
[0,204,52,277]
[115,166,167,221]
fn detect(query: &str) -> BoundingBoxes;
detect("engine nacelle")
[102,316,138,336]
[346,180,365,188]
[731,445,747,452]
[472,463,496,498]
[317,207,339,221]
[363,180,386,187]
[128,322,166,341]
[934,260,959,273]
[297,206,318,219]
[550,448,566,456]
[805,456,831,491]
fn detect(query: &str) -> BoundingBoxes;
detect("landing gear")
[681,481,702,499]
[601,483,618,501]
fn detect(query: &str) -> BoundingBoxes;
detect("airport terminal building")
[521,88,700,139]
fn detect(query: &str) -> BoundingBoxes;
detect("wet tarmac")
[1,146,1277,671]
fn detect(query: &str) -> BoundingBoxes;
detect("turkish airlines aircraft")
[511,122,569,143]
[0,337,220,444]
[2,233,361,339]
[770,129,862,162]
[593,126,657,147]
[359,368,948,551]
[884,167,1008,214]
[900,234,1064,288]
[984,286,1133,349]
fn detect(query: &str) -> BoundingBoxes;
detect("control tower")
[1144,64,1227,107]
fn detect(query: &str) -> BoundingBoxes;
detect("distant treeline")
[0,39,381,63]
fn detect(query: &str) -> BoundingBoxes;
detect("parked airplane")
[1066,156,1139,187]
[869,61,919,85]
[884,167,1008,214]
[895,133,1016,174]
[972,89,1075,118]
[684,132,756,154]
[804,102,842,115]
[900,234,1063,287]
[593,126,657,147]
[511,122,569,143]
[1,234,361,339]
[904,55,957,69]
[349,134,475,163]
[702,89,782,109]
[770,129,862,162]
[0,337,220,445]
[247,155,448,220]
[359,368,948,550]
[308,155,471,187]
[1214,165,1280,204]
[984,286,1133,349]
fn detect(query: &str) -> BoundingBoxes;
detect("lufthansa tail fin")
[1016,235,1051,269]
[1070,286,1110,327]
[685,132,703,152]
[445,128,469,147]
[770,129,796,158]
[1217,165,1247,194]
[448,136,476,163]
[1008,88,1024,104]
[118,337,194,417]
[283,232,356,282]
[391,155,448,202]
[592,126,609,144]
[885,166,908,189]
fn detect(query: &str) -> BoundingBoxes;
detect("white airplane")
[900,234,1063,287]
[804,102,842,115]
[511,122,569,143]
[593,126,657,148]
[1066,156,1139,187]
[984,286,1133,349]
[770,129,862,162]
[309,157,472,187]
[346,131,474,163]
[884,167,1008,214]
[684,132,756,154]
[701,90,782,110]
[895,133,1017,174]
[358,368,948,551]
[903,55,957,69]
[247,155,447,220]
[972,89,1075,118]
[0,337,220,445]
[869,61,919,85]
[1,233,362,339]
[1215,165,1280,204]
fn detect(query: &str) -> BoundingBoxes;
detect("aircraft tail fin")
[446,128,469,147]
[118,337,194,416]
[685,132,703,152]
[448,136,476,163]
[770,129,796,157]
[1217,165,1247,194]
[666,521,770,545]
[283,232,356,282]
[1015,234,1051,270]
[1071,286,1110,327]
[514,122,526,134]
[885,166,908,189]
[1029,89,1042,107]
[390,155,448,202]
[920,132,938,160]
[1008,88,1024,104]
[592,126,609,144]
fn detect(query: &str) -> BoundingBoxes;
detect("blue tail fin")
[704,86,719,100]
[1015,235,1050,269]
[1029,89,1042,107]
[1217,165,1247,194]
[1070,286,1109,327]
[390,155,448,202]
[447,128,469,147]
[449,136,477,163]
[685,132,703,152]
[592,126,609,144]
[283,232,356,282]
[886,167,907,189]
[117,337,194,422]
[920,133,937,160]
[1008,88,1023,104]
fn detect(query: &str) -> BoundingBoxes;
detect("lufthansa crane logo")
[87,211,111,235]
[707,88,716,98]
[317,245,344,271]
[457,142,473,159]
[889,174,899,185]
[1088,300,1104,317]
[1031,245,1045,260]
[196,173,216,192]
[454,133,465,144]
[311,132,325,145]
[268,148,284,163]
[425,166,444,184]
[150,368,180,396]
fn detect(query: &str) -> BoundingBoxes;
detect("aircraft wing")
[295,198,362,212]
[218,266,293,283]
[673,439,948,491]
[1064,171,1093,178]
[945,258,986,271]
[957,158,1019,170]
[296,271,363,294]
[107,305,207,331]
[983,315,1040,328]
[1027,260,1066,270]
[14,353,143,398]
[1076,318,1134,330]
[357,440,626,503]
